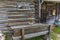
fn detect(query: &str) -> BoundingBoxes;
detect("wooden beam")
[44,0,60,2]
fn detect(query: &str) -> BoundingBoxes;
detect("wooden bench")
[11,23,50,40]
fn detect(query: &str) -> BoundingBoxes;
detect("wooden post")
[48,25,51,40]
[21,29,24,40]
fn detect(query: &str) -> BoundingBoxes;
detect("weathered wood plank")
[12,31,48,39]
[11,24,49,37]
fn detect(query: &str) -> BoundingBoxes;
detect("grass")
[51,32,57,40]
[26,36,42,40]
[3,31,12,40]
[51,26,60,40]
[53,26,60,34]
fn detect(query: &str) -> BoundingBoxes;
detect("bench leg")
[21,29,24,40]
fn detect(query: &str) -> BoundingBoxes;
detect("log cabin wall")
[0,0,36,27]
